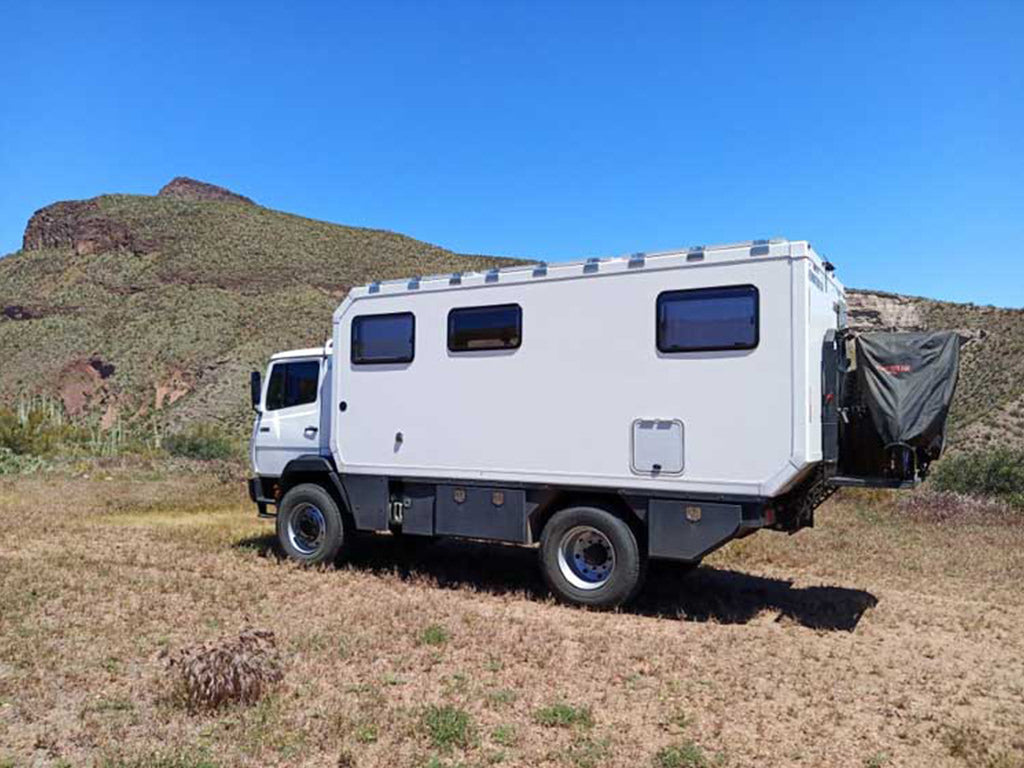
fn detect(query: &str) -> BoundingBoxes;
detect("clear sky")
[2,1,1021,306]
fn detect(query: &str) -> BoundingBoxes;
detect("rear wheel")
[276,483,347,565]
[539,505,645,609]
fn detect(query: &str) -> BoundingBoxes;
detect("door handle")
[304,426,319,436]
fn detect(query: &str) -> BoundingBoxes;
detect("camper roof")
[346,238,843,300]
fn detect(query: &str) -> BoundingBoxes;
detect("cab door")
[253,357,323,477]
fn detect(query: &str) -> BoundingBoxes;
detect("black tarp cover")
[855,331,960,457]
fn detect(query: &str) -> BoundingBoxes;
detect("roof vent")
[532,262,548,277]
[583,257,601,274]
[368,282,381,294]
[485,269,500,283]
[449,272,462,286]
[686,246,705,262]
[628,252,646,269]
[750,240,770,257]
[407,277,421,290]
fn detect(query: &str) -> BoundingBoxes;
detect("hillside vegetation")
[0,179,517,433]
[1,178,1022,451]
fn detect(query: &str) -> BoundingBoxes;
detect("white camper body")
[249,238,889,608]
[326,239,844,499]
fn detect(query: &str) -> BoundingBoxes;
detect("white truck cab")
[248,239,959,609]
[250,345,332,476]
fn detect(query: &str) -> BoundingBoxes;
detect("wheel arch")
[528,490,643,544]
[280,455,352,526]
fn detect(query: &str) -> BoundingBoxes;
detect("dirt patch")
[57,356,115,415]
[155,370,194,410]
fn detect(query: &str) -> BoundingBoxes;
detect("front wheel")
[276,483,347,565]
[539,505,645,609]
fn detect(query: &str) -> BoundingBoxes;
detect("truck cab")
[250,344,332,479]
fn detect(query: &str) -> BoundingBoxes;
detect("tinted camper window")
[266,360,320,410]
[657,285,759,353]
[351,312,415,364]
[448,304,522,351]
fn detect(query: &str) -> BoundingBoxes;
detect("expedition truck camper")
[248,239,959,608]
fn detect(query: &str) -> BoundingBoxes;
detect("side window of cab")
[265,360,321,411]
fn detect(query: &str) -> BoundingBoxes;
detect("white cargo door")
[631,419,684,475]
[253,358,323,477]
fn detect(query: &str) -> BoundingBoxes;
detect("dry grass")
[2,471,1024,767]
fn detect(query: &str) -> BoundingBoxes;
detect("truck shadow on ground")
[236,532,877,632]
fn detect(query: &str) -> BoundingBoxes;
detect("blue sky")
[2,1,1021,306]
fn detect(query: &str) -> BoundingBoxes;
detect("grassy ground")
[1,469,1023,768]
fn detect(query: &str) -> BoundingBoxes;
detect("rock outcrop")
[846,290,925,332]
[22,178,254,255]
[157,177,255,205]
[22,199,159,255]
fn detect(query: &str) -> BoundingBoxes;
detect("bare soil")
[1,471,1022,768]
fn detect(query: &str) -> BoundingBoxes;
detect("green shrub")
[419,624,450,647]
[163,423,238,461]
[0,447,50,476]
[420,704,474,751]
[653,742,708,768]
[931,448,1024,507]
[490,724,517,747]
[0,397,136,458]
[0,399,79,455]
[534,702,593,729]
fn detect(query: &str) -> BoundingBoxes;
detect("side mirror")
[250,370,262,411]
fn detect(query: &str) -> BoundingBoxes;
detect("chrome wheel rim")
[556,525,615,590]
[288,503,326,555]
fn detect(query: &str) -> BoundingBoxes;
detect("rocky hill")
[0,180,517,432]
[1,179,1022,449]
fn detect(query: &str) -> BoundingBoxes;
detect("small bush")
[420,704,474,751]
[534,702,593,729]
[162,628,283,711]
[566,735,610,768]
[0,399,81,456]
[0,446,50,476]
[491,724,517,747]
[653,742,708,768]
[164,423,238,461]
[931,449,1024,507]
[485,688,517,707]
[354,723,378,743]
[419,624,450,647]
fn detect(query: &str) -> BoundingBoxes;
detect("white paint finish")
[252,355,327,476]
[322,240,845,498]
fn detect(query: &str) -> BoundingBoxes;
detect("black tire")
[276,483,347,566]
[539,505,646,609]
